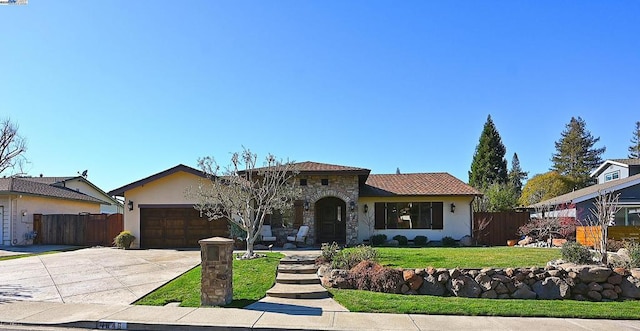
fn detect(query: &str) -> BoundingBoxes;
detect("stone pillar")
[199,237,234,306]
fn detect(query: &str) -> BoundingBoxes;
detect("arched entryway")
[315,197,347,244]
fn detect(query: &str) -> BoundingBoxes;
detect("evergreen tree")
[396,167,401,174]
[629,121,640,159]
[508,153,528,197]
[551,116,605,189]
[469,115,508,190]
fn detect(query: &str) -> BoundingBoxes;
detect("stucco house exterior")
[109,162,481,249]
[0,177,104,246]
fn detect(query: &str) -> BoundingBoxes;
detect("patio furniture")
[287,225,309,244]
[260,225,277,243]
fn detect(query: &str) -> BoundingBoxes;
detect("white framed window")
[604,171,620,182]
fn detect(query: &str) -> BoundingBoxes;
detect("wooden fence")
[473,212,530,246]
[33,213,123,246]
[576,226,640,247]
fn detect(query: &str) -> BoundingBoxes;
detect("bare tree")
[473,216,491,245]
[583,190,621,265]
[518,202,575,246]
[0,118,27,175]
[190,148,300,259]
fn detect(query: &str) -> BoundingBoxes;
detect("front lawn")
[329,289,640,319]
[135,252,283,308]
[374,246,561,269]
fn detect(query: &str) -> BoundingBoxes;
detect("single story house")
[21,176,124,214]
[109,162,481,249]
[532,159,640,226]
[0,177,105,246]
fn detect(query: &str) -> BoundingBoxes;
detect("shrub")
[350,260,384,290]
[561,241,592,264]
[413,235,428,246]
[392,235,408,246]
[331,245,378,270]
[370,234,387,246]
[627,241,640,268]
[114,231,136,249]
[441,236,457,247]
[321,241,341,262]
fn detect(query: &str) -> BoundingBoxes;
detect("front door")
[315,197,346,244]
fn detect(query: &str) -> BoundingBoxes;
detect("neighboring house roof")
[0,177,105,203]
[294,161,371,175]
[109,164,206,196]
[360,173,482,197]
[590,158,640,177]
[532,172,640,207]
[20,176,122,206]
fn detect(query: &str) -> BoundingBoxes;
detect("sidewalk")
[1,300,640,331]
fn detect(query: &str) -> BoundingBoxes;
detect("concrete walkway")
[1,300,640,330]
[0,247,200,304]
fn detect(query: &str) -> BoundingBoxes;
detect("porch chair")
[260,225,277,243]
[287,225,310,245]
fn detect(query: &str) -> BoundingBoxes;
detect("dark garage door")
[140,208,229,248]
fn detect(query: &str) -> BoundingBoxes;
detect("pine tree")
[508,153,528,197]
[551,116,605,189]
[469,115,508,190]
[396,167,401,174]
[629,121,640,159]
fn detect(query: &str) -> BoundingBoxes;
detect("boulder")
[481,289,498,299]
[447,276,482,298]
[573,283,588,295]
[578,266,612,283]
[631,268,640,279]
[437,272,449,283]
[407,274,423,291]
[498,293,510,299]
[459,235,473,247]
[618,248,631,261]
[573,294,588,301]
[480,268,495,276]
[511,284,537,299]
[505,268,515,277]
[495,282,509,295]
[327,269,351,289]
[418,275,446,296]
[532,277,570,300]
[602,283,614,290]
[620,276,640,299]
[587,290,602,301]
[449,269,461,279]
[403,269,416,281]
[426,267,437,275]
[602,289,618,300]
[607,274,623,285]
[587,282,603,292]
[475,274,497,291]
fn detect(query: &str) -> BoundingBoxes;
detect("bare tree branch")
[0,118,27,175]
[583,190,621,265]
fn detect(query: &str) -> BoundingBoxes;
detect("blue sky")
[1,1,639,193]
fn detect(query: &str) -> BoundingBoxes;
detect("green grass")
[374,247,561,269]
[329,289,640,319]
[135,252,283,308]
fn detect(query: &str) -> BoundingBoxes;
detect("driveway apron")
[0,247,200,305]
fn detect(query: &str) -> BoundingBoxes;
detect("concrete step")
[266,283,329,299]
[279,256,317,265]
[276,272,321,285]
[277,264,318,274]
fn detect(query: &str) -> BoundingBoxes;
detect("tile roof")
[294,161,370,173]
[0,178,105,203]
[532,172,640,207]
[361,173,482,197]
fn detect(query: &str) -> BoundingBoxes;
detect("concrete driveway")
[0,247,200,305]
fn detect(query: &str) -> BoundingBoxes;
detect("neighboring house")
[109,162,481,249]
[0,177,104,246]
[532,159,640,226]
[21,176,124,214]
[591,158,640,184]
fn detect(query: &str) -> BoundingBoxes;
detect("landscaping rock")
[459,235,473,247]
[631,268,640,279]
[419,275,446,296]
[407,274,423,291]
[587,290,602,301]
[505,268,515,277]
[511,284,537,299]
[578,266,612,283]
[495,282,509,295]
[449,269,461,279]
[607,274,623,285]
[481,289,497,299]
[620,276,640,299]
[574,294,588,301]
[532,277,570,300]
[327,269,351,289]
[480,268,495,276]
[602,289,618,300]
[403,269,416,281]
[447,276,482,298]
[437,272,449,283]
[572,283,588,295]
[587,282,603,292]
[475,274,496,291]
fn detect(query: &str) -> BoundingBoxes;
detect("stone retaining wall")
[320,262,640,301]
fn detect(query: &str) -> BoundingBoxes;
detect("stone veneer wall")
[299,174,360,245]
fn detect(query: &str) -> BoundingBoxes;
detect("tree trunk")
[244,232,255,259]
